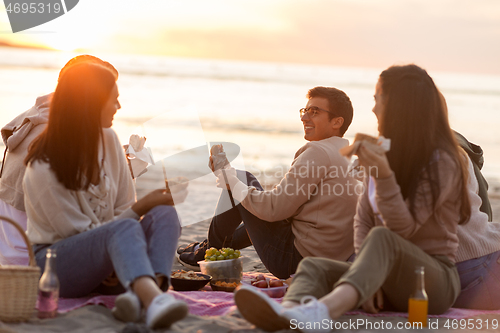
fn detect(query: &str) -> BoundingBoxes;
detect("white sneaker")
[234,285,290,332]
[112,290,142,323]
[282,296,333,333]
[146,293,189,329]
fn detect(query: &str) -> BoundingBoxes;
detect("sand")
[1,168,500,332]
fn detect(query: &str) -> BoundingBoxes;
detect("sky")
[0,0,499,75]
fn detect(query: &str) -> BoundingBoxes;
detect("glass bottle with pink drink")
[37,249,60,319]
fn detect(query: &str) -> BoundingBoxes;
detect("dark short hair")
[307,86,353,136]
[58,54,118,81]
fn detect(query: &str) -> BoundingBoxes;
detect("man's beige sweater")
[232,136,359,260]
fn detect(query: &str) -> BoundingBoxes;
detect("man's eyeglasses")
[299,106,336,118]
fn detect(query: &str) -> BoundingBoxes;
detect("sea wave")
[1,46,500,97]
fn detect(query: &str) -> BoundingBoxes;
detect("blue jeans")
[34,205,181,298]
[453,249,500,310]
[207,171,302,279]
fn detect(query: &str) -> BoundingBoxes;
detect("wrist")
[220,169,239,189]
[227,174,240,189]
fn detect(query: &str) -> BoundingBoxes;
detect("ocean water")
[1,46,499,184]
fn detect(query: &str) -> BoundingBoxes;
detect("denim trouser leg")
[139,205,181,289]
[35,205,181,298]
[453,249,500,310]
[208,171,302,279]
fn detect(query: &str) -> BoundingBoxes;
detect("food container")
[242,277,289,298]
[210,278,241,292]
[170,273,211,291]
[198,257,243,282]
[243,281,288,298]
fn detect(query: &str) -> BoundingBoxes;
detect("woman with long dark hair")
[234,64,471,332]
[24,63,189,329]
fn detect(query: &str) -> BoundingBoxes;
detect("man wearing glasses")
[178,86,360,279]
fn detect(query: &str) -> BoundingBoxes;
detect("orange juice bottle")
[408,266,428,327]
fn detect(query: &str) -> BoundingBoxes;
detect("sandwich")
[339,133,389,158]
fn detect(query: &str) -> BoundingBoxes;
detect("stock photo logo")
[3,0,79,33]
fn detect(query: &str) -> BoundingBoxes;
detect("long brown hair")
[378,64,470,224]
[25,63,117,191]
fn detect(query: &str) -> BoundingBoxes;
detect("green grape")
[206,247,241,261]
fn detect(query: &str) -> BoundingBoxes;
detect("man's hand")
[361,288,384,313]
[214,167,238,190]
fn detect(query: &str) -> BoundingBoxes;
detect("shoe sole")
[149,302,189,329]
[112,295,141,323]
[177,255,201,272]
[234,288,290,332]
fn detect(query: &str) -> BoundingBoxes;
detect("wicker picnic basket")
[0,216,40,322]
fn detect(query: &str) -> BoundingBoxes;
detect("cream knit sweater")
[24,128,138,245]
[455,157,500,262]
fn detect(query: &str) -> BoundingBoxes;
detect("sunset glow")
[1,0,499,74]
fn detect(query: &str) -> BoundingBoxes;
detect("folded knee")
[297,256,328,272]
[149,205,178,219]
[111,218,142,234]
[366,226,394,240]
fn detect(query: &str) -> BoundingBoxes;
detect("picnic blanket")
[54,273,500,319]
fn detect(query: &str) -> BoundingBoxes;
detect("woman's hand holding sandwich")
[356,141,392,179]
